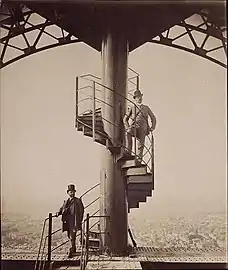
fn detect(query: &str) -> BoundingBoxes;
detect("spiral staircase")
[75,68,154,212]
[33,68,155,270]
[34,72,227,269]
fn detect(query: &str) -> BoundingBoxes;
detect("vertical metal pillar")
[85,213,90,263]
[100,31,129,255]
[47,213,52,265]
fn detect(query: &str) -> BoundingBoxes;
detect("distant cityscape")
[1,212,227,254]
[129,212,227,250]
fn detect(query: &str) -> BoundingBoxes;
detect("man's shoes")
[135,159,142,165]
[68,251,73,258]
[68,247,76,258]
[123,150,131,156]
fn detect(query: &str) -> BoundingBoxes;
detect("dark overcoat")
[58,197,84,234]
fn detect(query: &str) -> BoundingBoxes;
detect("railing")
[75,67,139,118]
[34,183,100,270]
[75,73,154,174]
[80,214,110,270]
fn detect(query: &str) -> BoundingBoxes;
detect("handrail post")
[76,77,79,127]
[80,221,86,270]
[85,214,90,264]
[136,75,139,91]
[134,104,137,162]
[151,133,154,175]
[92,81,96,140]
[47,213,52,268]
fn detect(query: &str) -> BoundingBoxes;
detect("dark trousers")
[68,230,77,252]
[125,127,146,162]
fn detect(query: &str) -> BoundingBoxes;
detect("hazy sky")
[1,27,227,219]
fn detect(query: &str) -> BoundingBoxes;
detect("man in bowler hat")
[56,184,84,257]
[123,90,156,164]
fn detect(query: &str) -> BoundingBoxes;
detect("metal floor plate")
[2,247,227,263]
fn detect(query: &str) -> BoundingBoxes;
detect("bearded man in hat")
[123,90,156,164]
[56,184,84,258]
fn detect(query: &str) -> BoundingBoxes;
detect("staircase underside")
[7,1,225,52]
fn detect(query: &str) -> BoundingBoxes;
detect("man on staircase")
[56,184,84,258]
[123,90,156,164]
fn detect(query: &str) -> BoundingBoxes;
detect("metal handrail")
[79,74,101,80]
[80,183,100,198]
[77,79,153,142]
[35,183,100,270]
[78,67,139,80]
[77,78,154,151]
[34,217,49,270]
[88,219,99,231]
[77,91,153,147]
[84,196,100,210]
[76,90,153,172]
[77,116,153,173]
[42,198,100,267]
[128,67,140,76]
[36,69,141,270]
[80,214,110,270]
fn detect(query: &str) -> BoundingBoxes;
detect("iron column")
[100,31,129,255]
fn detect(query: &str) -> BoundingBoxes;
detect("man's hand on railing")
[55,212,60,217]
[149,127,155,133]
[126,127,132,134]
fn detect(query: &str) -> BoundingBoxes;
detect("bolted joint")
[23,46,36,54]
[194,47,207,56]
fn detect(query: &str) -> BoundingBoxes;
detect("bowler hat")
[67,184,76,193]
[133,90,143,99]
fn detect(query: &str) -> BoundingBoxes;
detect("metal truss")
[150,11,227,68]
[0,3,226,69]
[0,3,81,68]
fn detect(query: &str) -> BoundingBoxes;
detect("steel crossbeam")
[0,2,226,69]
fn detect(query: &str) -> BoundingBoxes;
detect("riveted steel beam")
[0,3,81,68]
[0,2,226,69]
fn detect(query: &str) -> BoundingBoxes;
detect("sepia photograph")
[0,0,227,269]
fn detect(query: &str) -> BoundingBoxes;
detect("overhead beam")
[4,0,226,5]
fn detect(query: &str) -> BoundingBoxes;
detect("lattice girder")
[0,3,81,68]
[150,11,227,68]
[0,2,226,69]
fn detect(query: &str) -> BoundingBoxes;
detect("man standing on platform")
[56,184,84,258]
[123,90,156,164]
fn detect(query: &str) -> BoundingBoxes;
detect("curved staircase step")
[128,194,147,203]
[88,238,100,249]
[124,165,147,176]
[77,123,104,132]
[121,159,140,168]
[128,200,139,209]
[81,237,100,249]
[82,125,107,137]
[117,154,135,161]
[78,116,103,123]
[127,184,153,196]
[128,182,153,192]
[127,173,153,183]
[128,189,150,198]
[83,131,107,145]
[88,231,100,239]
[82,108,101,116]
[77,118,103,125]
